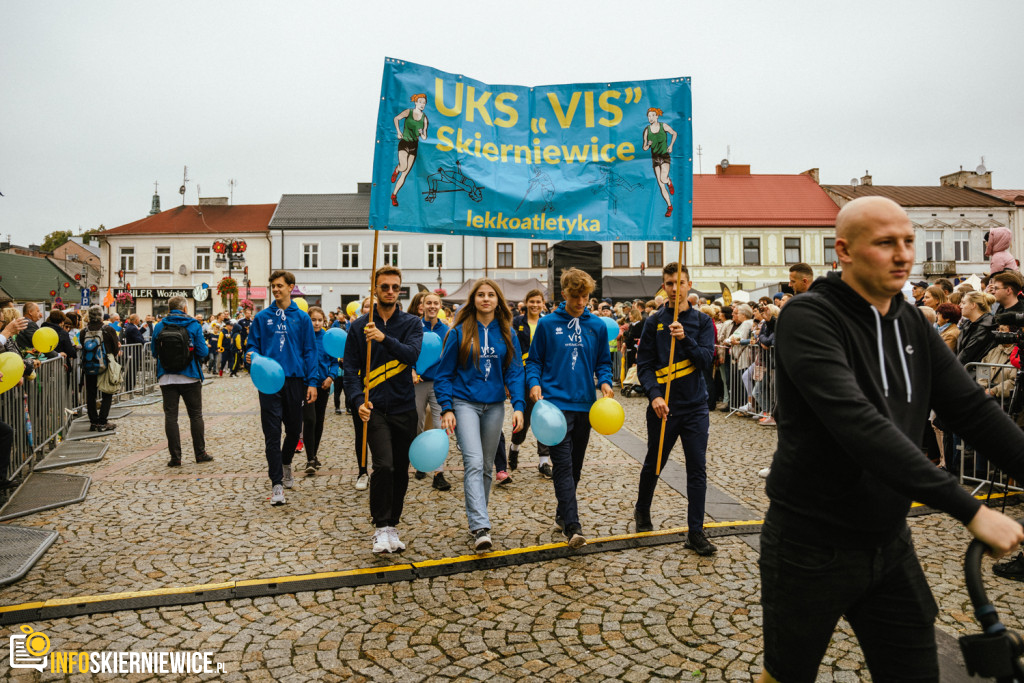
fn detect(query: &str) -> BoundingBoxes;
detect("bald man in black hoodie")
[758,196,1024,683]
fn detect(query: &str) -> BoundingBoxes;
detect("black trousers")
[258,377,305,485]
[84,373,112,426]
[637,405,709,529]
[366,410,417,528]
[301,386,330,461]
[0,420,12,483]
[160,381,206,461]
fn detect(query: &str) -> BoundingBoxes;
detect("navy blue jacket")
[433,319,526,412]
[636,304,716,409]
[151,311,209,380]
[525,303,613,413]
[342,306,422,414]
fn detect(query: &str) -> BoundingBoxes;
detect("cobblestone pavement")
[1,377,1021,681]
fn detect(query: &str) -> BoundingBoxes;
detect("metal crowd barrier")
[720,342,776,420]
[0,340,160,486]
[957,361,1023,495]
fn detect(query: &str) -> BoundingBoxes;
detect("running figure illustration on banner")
[391,94,429,207]
[642,107,677,218]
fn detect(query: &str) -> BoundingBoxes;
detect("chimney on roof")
[860,171,873,186]
[715,163,751,175]
[357,182,372,194]
[801,168,820,184]
[198,197,229,206]
[939,167,992,190]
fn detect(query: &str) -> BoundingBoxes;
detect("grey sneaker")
[282,463,294,489]
[473,528,492,552]
[566,524,587,549]
[538,463,552,478]
[270,484,286,506]
[355,473,369,490]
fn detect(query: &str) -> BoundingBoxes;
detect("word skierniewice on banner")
[370,59,692,242]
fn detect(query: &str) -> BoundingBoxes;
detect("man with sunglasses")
[344,266,423,554]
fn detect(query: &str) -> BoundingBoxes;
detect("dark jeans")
[366,409,416,528]
[494,432,507,472]
[220,348,234,374]
[160,381,206,461]
[333,381,342,410]
[301,386,330,461]
[637,405,709,529]
[258,377,305,485]
[84,373,112,426]
[509,395,550,457]
[759,518,939,682]
[0,420,12,483]
[347,396,367,475]
[548,410,592,535]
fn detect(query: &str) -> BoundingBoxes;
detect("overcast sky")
[2,0,1022,246]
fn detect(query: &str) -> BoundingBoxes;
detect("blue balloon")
[409,428,449,472]
[250,354,285,394]
[602,316,620,343]
[323,328,347,358]
[416,331,443,374]
[531,399,567,446]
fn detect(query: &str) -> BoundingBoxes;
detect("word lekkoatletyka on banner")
[371,58,693,242]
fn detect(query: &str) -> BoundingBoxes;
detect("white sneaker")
[282,463,294,489]
[740,402,754,413]
[355,473,369,490]
[386,527,405,552]
[758,467,771,479]
[372,528,392,554]
[270,484,286,505]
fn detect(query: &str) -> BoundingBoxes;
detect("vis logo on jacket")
[245,302,318,387]
[433,319,526,412]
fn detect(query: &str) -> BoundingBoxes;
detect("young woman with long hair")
[434,279,525,552]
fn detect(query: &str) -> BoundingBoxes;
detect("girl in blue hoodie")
[434,279,525,552]
[301,307,338,474]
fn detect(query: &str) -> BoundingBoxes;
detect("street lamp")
[213,238,247,312]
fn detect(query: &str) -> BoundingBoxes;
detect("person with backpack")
[151,296,212,467]
[81,305,120,432]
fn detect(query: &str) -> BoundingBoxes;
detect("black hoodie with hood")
[766,272,1024,548]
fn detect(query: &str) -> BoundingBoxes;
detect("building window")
[338,243,359,269]
[925,230,943,261]
[155,247,171,272]
[784,237,801,265]
[119,247,135,273]
[496,242,514,268]
[195,247,211,271]
[382,243,399,267]
[954,230,970,262]
[743,238,760,266]
[823,237,836,265]
[703,238,721,266]
[427,243,444,268]
[646,242,663,268]
[613,242,629,268]
[302,243,319,269]
[531,242,548,268]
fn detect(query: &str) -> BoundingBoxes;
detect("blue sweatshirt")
[150,311,210,380]
[636,304,715,409]
[312,328,340,386]
[433,319,526,412]
[525,303,613,412]
[342,306,422,414]
[418,317,448,381]
[245,301,318,387]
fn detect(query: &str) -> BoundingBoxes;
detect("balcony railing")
[923,260,956,276]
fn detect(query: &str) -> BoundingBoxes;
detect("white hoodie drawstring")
[893,319,913,403]
[869,307,912,403]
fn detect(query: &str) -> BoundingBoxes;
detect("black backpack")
[155,322,194,373]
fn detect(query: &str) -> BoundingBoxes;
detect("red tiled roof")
[975,188,1024,205]
[822,185,1010,208]
[101,204,276,235]
[693,174,838,227]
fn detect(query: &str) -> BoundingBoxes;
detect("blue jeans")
[548,411,592,535]
[453,400,505,531]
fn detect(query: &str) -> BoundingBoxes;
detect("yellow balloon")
[346,301,359,317]
[438,310,447,321]
[589,397,625,435]
[32,326,58,353]
[294,297,308,312]
[0,351,25,394]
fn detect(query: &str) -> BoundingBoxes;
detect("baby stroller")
[620,365,645,398]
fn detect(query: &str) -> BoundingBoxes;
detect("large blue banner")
[370,59,692,242]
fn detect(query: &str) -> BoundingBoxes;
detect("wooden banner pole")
[360,230,381,469]
[655,240,685,476]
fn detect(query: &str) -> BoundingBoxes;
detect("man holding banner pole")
[634,261,716,555]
